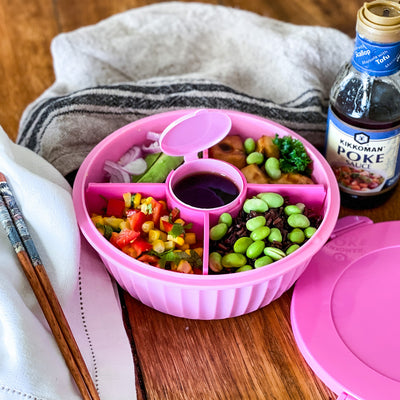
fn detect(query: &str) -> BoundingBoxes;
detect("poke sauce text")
[91,193,203,274]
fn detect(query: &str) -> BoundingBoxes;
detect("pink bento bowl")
[72,109,340,320]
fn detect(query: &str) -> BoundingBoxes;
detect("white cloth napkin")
[0,126,135,399]
[17,1,354,180]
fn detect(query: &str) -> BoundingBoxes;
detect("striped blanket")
[17,2,353,180]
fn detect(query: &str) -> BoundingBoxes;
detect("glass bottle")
[325,1,400,209]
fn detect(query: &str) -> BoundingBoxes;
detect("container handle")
[330,215,373,240]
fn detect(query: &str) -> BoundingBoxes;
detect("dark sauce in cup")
[173,172,239,209]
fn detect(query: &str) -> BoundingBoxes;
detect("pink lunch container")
[72,109,340,320]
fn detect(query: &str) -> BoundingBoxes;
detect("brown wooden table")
[2,1,398,399]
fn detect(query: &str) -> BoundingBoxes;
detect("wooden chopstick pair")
[0,172,100,400]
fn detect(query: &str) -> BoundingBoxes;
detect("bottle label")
[352,33,400,76]
[325,108,400,195]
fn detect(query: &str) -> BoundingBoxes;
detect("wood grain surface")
[2,1,398,399]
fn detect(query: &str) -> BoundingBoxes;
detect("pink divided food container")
[72,109,340,319]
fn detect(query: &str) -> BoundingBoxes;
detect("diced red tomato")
[109,231,119,248]
[137,254,160,267]
[161,220,174,232]
[170,207,180,220]
[127,210,146,232]
[106,198,125,218]
[131,237,153,257]
[111,229,140,249]
[121,245,139,259]
[150,198,164,225]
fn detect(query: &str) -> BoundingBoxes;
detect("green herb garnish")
[272,134,312,176]
[169,222,193,238]
[155,249,202,270]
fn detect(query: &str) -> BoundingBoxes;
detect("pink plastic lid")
[159,109,232,161]
[291,216,400,399]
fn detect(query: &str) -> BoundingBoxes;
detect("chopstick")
[0,173,100,400]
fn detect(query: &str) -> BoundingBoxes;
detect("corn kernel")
[133,193,142,208]
[164,240,175,250]
[123,192,132,208]
[142,220,154,233]
[152,239,166,253]
[91,215,104,225]
[175,236,185,246]
[174,218,185,225]
[177,243,190,251]
[176,260,193,274]
[159,215,170,231]
[184,232,196,245]
[167,234,185,246]
[149,229,161,242]
[170,262,178,271]
[103,217,124,230]
[193,247,203,257]
[96,226,105,235]
[119,221,130,231]
[145,197,153,204]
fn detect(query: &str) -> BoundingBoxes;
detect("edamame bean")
[264,247,286,261]
[244,138,256,154]
[246,240,265,259]
[257,192,284,208]
[250,226,270,241]
[236,265,253,272]
[233,237,254,254]
[286,244,300,255]
[209,252,223,272]
[219,212,233,227]
[246,215,266,232]
[221,253,247,268]
[268,227,282,243]
[265,157,281,180]
[243,198,269,213]
[254,255,274,268]
[304,226,317,239]
[288,228,305,243]
[287,213,310,228]
[246,151,264,165]
[284,205,302,216]
[210,223,228,241]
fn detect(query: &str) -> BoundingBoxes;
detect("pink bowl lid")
[159,109,232,160]
[291,216,400,399]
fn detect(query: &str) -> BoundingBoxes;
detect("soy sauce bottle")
[325,1,400,208]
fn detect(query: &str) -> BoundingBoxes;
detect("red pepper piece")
[137,254,160,267]
[127,210,147,232]
[131,237,153,257]
[112,229,140,249]
[170,207,180,221]
[106,198,125,218]
[161,220,174,233]
[150,198,163,225]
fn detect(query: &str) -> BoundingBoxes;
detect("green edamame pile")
[209,192,322,274]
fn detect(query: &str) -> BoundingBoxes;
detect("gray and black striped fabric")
[17,3,354,181]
